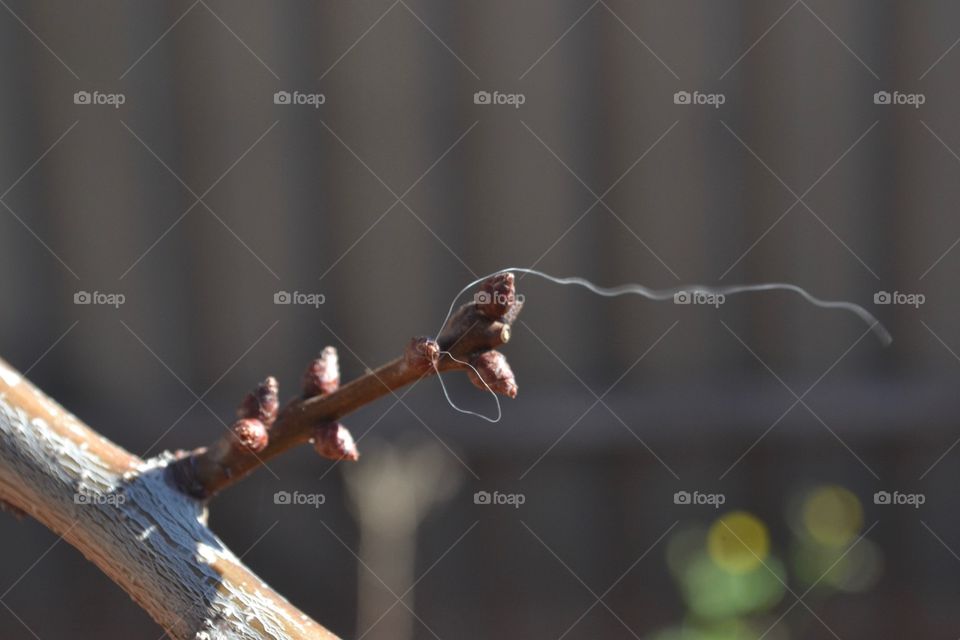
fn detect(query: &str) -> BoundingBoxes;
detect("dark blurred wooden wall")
[1,2,960,638]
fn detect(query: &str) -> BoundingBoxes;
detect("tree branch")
[173,272,523,499]
[0,272,522,638]
[0,358,339,639]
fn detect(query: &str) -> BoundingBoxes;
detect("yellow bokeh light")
[802,485,863,547]
[707,511,770,574]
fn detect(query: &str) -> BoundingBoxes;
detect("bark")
[0,357,338,639]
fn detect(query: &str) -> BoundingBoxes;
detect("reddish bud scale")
[237,377,279,427]
[231,418,269,454]
[303,347,340,398]
[467,350,518,398]
[404,336,440,374]
[476,272,517,320]
[313,422,359,461]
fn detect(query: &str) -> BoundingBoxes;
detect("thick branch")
[174,273,523,499]
[0,358,338,640]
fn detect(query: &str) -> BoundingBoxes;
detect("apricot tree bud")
[237,377,279,427]
[312,422,359,461]
[467,350,518,398]
[231,418,269,454]
[475,272,517,320]
[303,347,340,398]
[404,336,440,374]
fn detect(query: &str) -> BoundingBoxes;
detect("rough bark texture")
[0,357,338,640]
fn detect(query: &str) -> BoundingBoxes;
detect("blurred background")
[0,1,958,638]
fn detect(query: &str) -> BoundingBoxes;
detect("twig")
[172,272,523,499]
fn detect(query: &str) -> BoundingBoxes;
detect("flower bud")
[237,377,279,427]
[303,347,340,398]
[231,418,269,454]
[313,422,359,461]
[404,336,440,374]
[467,350,518,398]
[261,377,280,422]
[475,272,517,320]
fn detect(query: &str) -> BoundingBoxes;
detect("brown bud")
[302,347,340,398]
[237,377,279,427]
[404,336,440,374]
[231,418,269,454]
[475,272,517,320]
[313,422,359,461]
[467,350,518,398]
